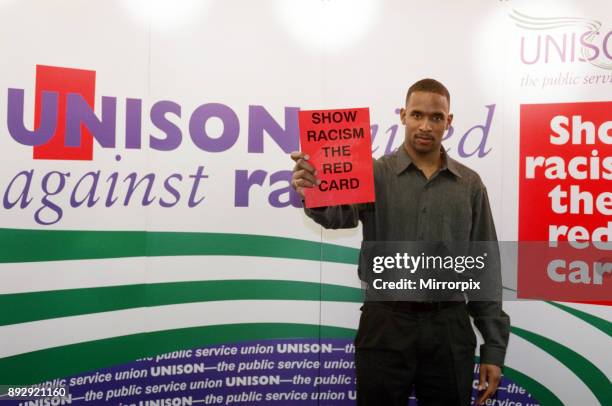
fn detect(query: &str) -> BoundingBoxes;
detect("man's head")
[400,78,453,157]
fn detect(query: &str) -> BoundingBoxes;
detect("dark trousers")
[354,302,476,406]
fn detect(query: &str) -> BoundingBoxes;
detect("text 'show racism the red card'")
[298,108,375,208]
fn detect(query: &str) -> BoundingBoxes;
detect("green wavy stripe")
[0,228,358,264]
[0,280,363,326]
[547,301,612,337]
[511,326,611,406]
[0,323,562,406]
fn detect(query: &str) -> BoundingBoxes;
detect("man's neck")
[404,144,442,179]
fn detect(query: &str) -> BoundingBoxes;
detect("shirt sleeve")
[467,184,511,367]
[303,204,360,229]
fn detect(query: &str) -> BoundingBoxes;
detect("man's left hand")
[476,363,502,405]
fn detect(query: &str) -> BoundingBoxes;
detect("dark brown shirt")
[304,146,510,367]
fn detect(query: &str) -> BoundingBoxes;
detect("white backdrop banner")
[0,1,610,405]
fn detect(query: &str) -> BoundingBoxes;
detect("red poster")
[298,108,375,208]
[518,101,611,302]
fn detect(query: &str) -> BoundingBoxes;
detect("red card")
[298,108,375,208]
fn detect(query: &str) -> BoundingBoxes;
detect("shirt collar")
[395,145,462,178]
[442,150,463,178]
[395,145,413,175]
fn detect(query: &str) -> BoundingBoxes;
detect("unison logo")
[7,65,303,160]
[511,9,612,70]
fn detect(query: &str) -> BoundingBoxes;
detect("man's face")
[400,91,453,156]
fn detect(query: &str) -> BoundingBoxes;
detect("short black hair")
[405,78,450,106]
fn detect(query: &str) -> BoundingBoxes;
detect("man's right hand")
[290,151,320,199]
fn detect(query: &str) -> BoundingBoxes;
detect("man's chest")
[365,173,474,241]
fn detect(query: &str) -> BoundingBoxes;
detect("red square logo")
[33,65,96,160]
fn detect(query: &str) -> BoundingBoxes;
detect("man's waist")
[370,300,464,313]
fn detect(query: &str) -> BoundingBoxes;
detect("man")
[290,79,510,406]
